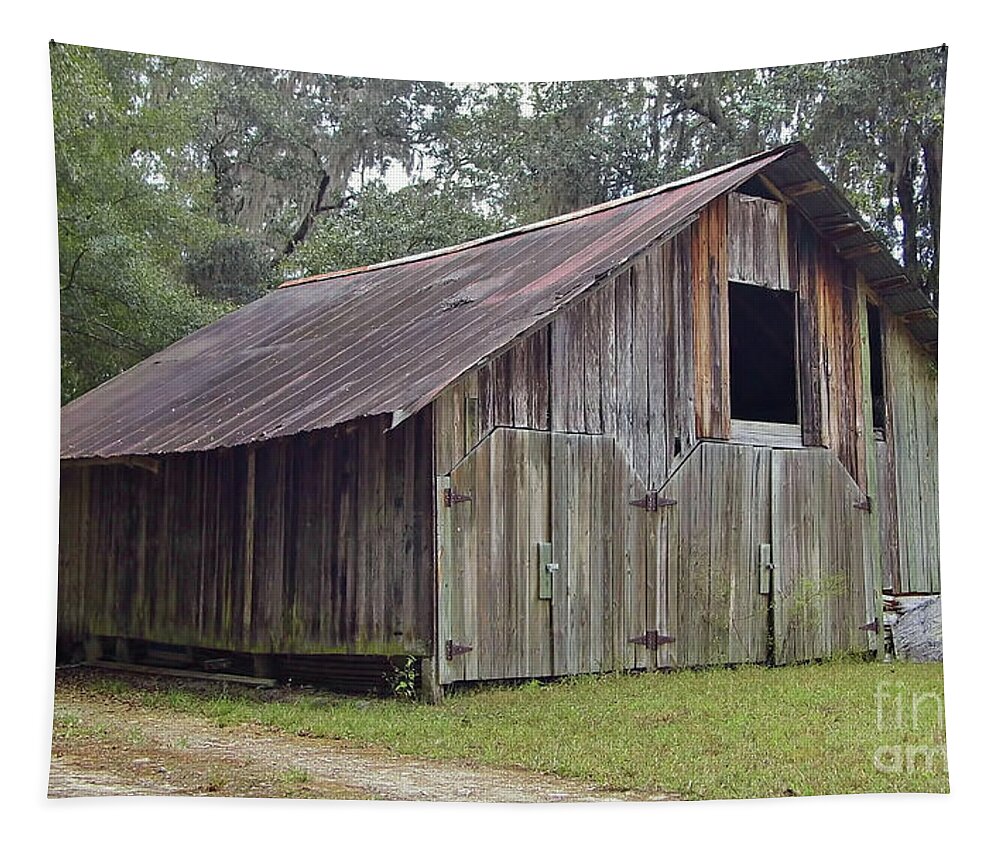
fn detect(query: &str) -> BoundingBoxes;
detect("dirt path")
[51,682,661,802]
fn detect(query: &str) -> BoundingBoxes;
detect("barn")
[57,142,939,697]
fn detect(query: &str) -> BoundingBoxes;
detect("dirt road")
[51,674,665,802]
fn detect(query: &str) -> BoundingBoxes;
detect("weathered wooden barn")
[58,142,939,695]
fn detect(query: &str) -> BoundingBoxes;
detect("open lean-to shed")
[58,143,939,697]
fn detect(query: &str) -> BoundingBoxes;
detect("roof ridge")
[278,143,801,290]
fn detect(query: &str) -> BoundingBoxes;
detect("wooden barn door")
[770,449,872,663]
[549,433,650,675]
[437,428,553,684]
[437,428,653,684]
[650,442,772,668]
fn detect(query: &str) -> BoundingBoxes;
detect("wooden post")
[419,656,443,704]
[242,447,256,644]
[435,475,454,685]
[83,635,102,663]
[856,275,884,655]
[252,653,275,679]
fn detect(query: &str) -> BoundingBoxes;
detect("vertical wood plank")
[550,433,569,675]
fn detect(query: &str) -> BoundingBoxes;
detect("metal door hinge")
[859,620,879,633]
[629,492,677,511]
[853,496,872,512]
[443,487,473,508]
[445,640,473,660]
[628,630,676,651]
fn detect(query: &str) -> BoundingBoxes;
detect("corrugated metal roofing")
[60,143,936,459]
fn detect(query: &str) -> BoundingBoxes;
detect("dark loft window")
[867,302,886,432]
[728,282,798,424]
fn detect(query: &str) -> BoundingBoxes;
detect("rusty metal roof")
[61,143,935,459]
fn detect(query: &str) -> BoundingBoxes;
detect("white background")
[1,3,995,848]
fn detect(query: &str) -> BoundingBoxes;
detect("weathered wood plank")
[583,297,602,435]
[527,327,551,430]
[692,199,730,440]
[883,310,939,593]
[615,268,635,472]
[789,209,823,446]
[691,209,712,438]
[550,433,570,675]
[727,193,791,291]
[550,313,570,433]
[648,247,668,489]
[526,431,552,676]
[672,229,697,464]
[632,259,651,483]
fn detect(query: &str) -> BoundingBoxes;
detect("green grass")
[62,659,948,800]
[52,711,111,742]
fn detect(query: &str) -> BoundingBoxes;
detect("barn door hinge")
[629,492,677,511]
[443,487,473,508]
[445,640,473,661]
[859,620,879,633]
[853,495,872,512]
[628,630,676,651]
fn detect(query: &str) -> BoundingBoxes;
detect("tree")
[283,180,502,278]
[52,44,946,403]
[51,43,226,403]
[428,48,946,298]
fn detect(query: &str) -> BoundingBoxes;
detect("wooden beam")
[782,179,826,197]
[811,213,853,228]
[757,173,791,206]
[868,274,909,288]
[840,242,882,261]
[900,307,937,324]
[63,455,160,474]
[819,222,864,237]
[87,660,277,687]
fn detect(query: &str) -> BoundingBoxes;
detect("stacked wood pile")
[884,595,943,662]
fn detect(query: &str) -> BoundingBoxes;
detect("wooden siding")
[787,207,869,490]
[433,327,550,477]
[727,192,791,290]
[881,311,940,593]
[691,196,731,439]
[430,191,923,678]
[436,223,701,492]
[58,412,435,655]
[876,439,902,590]
[551,432,648,675]
[545,226,699,486]
[437,196,884,497]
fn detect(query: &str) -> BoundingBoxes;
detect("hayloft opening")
[867,301,886,433]
[728,282,798,424]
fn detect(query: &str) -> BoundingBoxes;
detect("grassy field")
[58,658,948,800]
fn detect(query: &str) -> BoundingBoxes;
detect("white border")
[4,3,994,849]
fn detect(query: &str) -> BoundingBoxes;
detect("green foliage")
[51,43,946,403]
[384,655,420,701]
[183,235,274,303]
[283,181,503,278]
[51,43,230,403]
[429,49,946,296]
